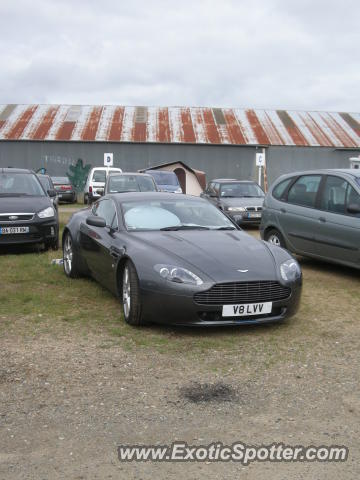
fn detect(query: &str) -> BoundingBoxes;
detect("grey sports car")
[62,192,302,326]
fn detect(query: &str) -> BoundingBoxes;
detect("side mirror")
[48,189,57,198]
[86,215,106,228]
[347,203,360,214]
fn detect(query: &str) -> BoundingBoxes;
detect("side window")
[208,182,216,196]
[95,199,118,228]
[287,175,322,208]
[272,178,292,200]
[346,185,360,217]
[213,183,220,196]
[320,176,348,214]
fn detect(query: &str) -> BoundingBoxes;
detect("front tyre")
[122,261,144,326]
[63,232,80,278]
[264,228,286,248]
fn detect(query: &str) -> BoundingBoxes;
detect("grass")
[0,211,359,369]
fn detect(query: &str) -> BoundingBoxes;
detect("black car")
[201,179,265,225]
[0,168,59,250]
[37,174,59,211]
[62,192,301,326]
[104,172,159,195]
[52,176,77,203]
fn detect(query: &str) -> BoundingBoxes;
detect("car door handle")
[319,217,326,223]
[280,208,286,213]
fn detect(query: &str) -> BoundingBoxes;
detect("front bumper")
[0,217,58,246]
[140,282,301,326]
[228,212,262,225]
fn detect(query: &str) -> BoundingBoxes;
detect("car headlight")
[225,207,246,212]
[174,187,183,194]
[280,259,301,282]
[154,264,203,286]
[38,207,55,218]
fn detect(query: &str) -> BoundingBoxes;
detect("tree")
[67,159,91,193]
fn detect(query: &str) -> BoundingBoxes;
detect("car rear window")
[52,177,70,184]
[92,170,106,182]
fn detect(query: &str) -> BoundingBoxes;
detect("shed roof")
[0,104,358,148]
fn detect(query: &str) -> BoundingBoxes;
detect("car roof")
[211,178,256,183]
[37,173,50,178]
[108,192,200,202]
[276,168,360,181]
[108,172,152,177]
[0,167,34,174]
[145,169,176,174]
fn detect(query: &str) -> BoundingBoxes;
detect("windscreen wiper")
[160,225,210,231]
[214,226,237,230]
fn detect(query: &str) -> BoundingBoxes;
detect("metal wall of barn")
[0,141,359,187]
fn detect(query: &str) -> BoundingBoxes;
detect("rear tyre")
[121,260,144,326]
[264,228,286,248]
[63,231,80,278]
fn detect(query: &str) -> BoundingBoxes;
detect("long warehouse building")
[0,104,359,186]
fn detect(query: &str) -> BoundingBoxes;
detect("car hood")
[0,196,52,214]
[130,230,278,282]
[219,197,264,208]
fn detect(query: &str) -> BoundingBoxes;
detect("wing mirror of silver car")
[347,203,360,214]
[48,189,57,197]
[86,216,106,228]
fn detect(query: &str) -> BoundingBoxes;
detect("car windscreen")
[148,171,179,186]
[52,177,70,184]
[121,199,236,231]
[220,183,264,198]
[92,170,106,182]
[108,175,156,193]
[0,172,46,197]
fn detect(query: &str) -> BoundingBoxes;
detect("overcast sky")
[0,0,359,111]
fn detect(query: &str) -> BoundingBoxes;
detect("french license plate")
[0,226,30,235]
[222,302,272,317]
[247,212,261,218]
[58,194,63,198]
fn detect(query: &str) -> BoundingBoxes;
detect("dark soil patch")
[180,382,236,403]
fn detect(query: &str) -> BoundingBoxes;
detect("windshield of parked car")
[121,199,236,231]
[92,170,106,182]
[108,175,156,193]
[147,171,179,186]
[52,177,70,184]
[0,172,46,196]
[219,182,264,198]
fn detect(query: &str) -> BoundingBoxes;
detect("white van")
[84,167,122,204]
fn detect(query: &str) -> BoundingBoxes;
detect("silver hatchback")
[260,169,360,269]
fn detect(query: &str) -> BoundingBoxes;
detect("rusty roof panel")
[0,104,358,148]
[81,106,103,141]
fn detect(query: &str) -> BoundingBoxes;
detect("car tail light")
[89,186,93,193]
[61,185,72,190]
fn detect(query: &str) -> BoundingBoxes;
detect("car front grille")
[0,213,34,222]
[245,206,262,212]
[194,281,291,305]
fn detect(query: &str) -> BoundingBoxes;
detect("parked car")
[104,172,158,195]
[52,176,77,203]
[260,169,360,269]
[0,168,59,250]
[62,192,301,326]
[201,179,265,225]
[84,167,122,204]
[144,170,182,193]
[37,174,59,211]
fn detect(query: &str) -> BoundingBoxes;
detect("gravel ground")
[0,323,359,479]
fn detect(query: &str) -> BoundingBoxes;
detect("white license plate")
[247,212,261,218]
[222,302,272,317]
[0,226,30,235]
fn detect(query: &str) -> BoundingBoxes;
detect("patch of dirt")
[180,382,236,403]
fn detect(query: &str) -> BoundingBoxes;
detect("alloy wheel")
[123,266,131,318]
[63,234,73,275]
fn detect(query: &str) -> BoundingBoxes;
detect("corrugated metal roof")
[0,104,358,148]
